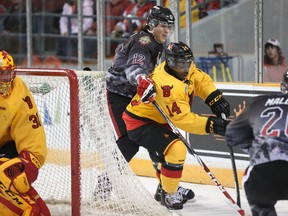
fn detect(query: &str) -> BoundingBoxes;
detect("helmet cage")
[0,68,16,97]
[0,50,16,97]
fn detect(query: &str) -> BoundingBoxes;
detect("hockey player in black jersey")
[226,70,288,216]
[106,6,194,203]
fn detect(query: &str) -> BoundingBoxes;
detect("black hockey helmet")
[280,69,288,94]
[147,6,175,29]
[165,41,194,66]
[165,42,194,80]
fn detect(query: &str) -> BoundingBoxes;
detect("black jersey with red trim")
[106,30,163,98]
[226,93,288,166]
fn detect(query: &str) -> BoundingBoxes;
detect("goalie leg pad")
[0,183,50,216]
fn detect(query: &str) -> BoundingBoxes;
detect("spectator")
[0,0,13,33]
[264,38,288,82]
[86,0,130,56]
[226,70,288,216]
[111,0,155,38]
[197,0,220,18]
[41,0,67,34]
[88,0,130,36]
[1,0,28,57]
[56,0,94,60]
[3,0,26,33]
[2,0,41,33]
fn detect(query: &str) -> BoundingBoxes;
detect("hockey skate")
[154,184,195,203]
[161,189,183,210]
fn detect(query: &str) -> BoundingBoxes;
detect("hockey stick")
[229,145,241,207]
[221,113,241,208]
[152,100,245,216]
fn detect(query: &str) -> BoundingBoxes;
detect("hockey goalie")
[0,50,50,216]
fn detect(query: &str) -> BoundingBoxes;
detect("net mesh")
[18,69,175,216]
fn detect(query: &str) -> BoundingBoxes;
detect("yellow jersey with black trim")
[126,61,217,134]
[0,76,47,166]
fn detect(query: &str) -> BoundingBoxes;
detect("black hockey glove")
[205,90,230,118]
[205,116,229,136]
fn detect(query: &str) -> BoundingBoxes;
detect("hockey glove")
[137,75,156,103]
[0,153,50,215]
[205,90,230,118]
[2,151,41,194]
[205,116,229,136]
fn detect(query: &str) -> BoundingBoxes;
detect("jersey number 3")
[29,112,42,129]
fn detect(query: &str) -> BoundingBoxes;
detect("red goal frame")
[16,68,81,216]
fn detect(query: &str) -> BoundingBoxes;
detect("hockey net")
[16,68,174,216]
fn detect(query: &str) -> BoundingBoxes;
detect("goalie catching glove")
[0,151,50,215]
[205,90,230,118]
[205,116,229,136]
[0,151,41,194]
[137,75,156,103]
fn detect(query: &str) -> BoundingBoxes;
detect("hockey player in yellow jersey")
[123,41,230,210]
[0,50,50,215]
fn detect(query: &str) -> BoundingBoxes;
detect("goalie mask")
[280,69,288,94]
[147,6,175,32]
[165,41,194,80]
[0,50,16,97]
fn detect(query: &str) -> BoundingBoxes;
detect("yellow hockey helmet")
[0,50,16,96]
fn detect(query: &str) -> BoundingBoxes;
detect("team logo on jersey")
[23,96,33,109]
[161,85,173,97]
[138,36,151,46]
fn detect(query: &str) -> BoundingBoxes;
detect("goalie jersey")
[226,93,288,166]
[124,61,217,134]
[0,76,47,166]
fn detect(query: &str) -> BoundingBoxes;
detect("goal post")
[16,68,174,216]
[16,68,82,215]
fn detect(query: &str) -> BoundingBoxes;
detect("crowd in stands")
[56,0,94,60]
[110,0,155,38]
[0,0,234,63]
